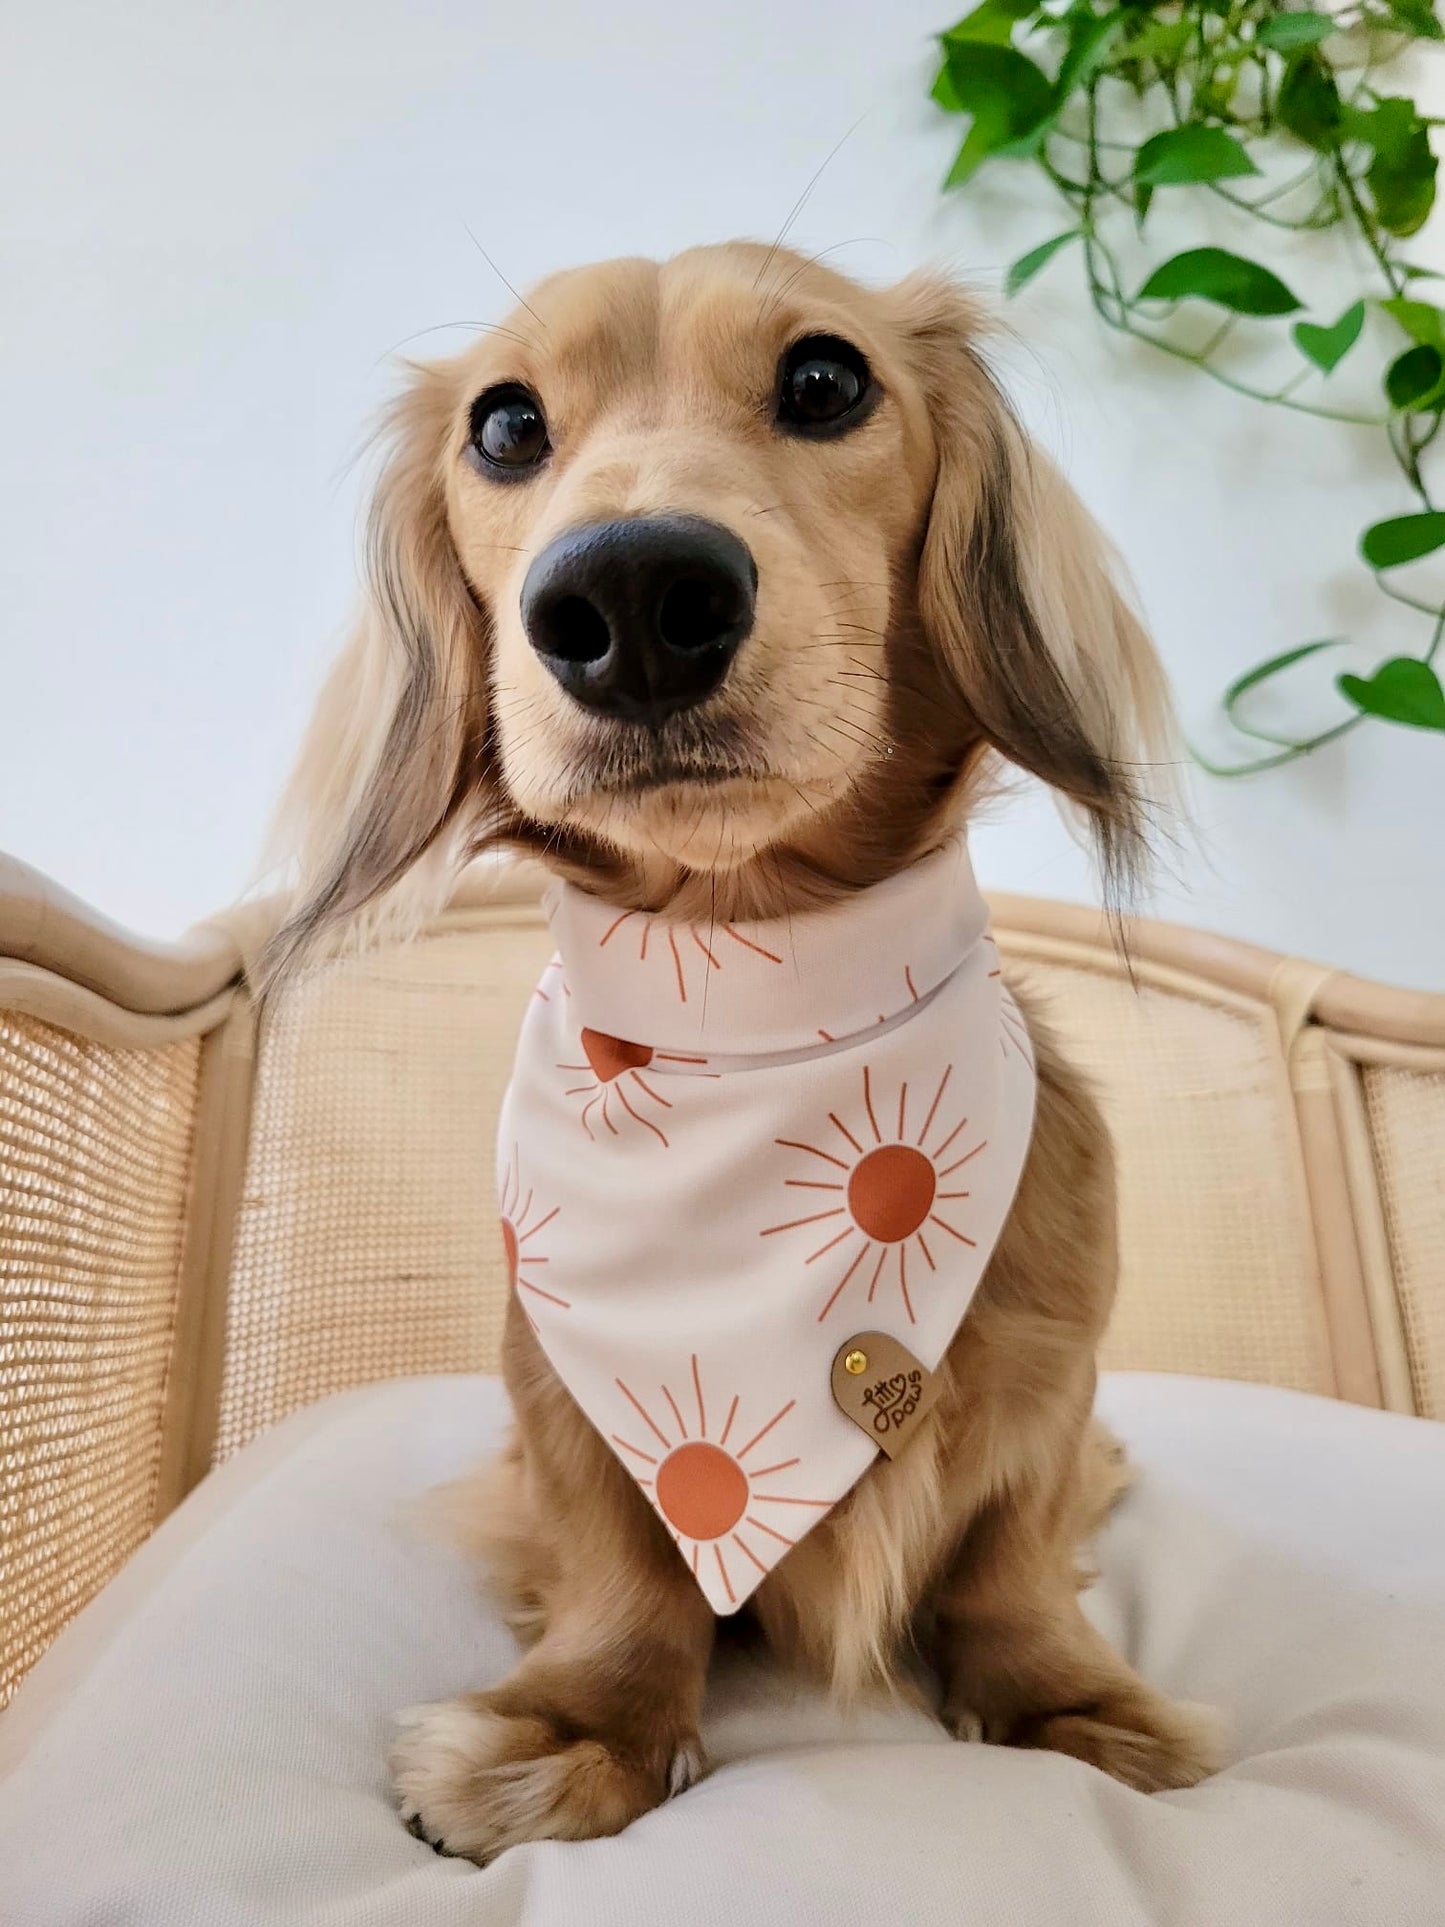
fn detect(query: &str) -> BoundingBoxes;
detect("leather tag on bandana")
[830,1332,943,1460]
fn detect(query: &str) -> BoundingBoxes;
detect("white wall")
[3,0,1442,987]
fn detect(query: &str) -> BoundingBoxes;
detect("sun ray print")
[532,953,570,1004]
[597,907,784,1006]
[818,962,924,1042]
[979,934,1032,1063]
[498,1148,567,1318]
[762,1064,989,1327]
[998,987,1034,1066]
[611,1356,832,1604]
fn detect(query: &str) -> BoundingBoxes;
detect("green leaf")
[1381,296,1445,348]
[940,41,1055,126]
[945,118,1002,184]
[1385,0,1445,41]
[1277,54,1342,151]
[1361,511,1445,567]
[1384,307,1445,410]
[940,41,1055,184]
[1005,228,1081,296]
[1256,10,1336,50]
[1137,247,1302,316]
[1193,73,1241,120]
[1361,98,1438,237]
[1119,16,1193,67]
[931,61,965,111]
[934,2,1039,111]
[941,0,1036,46]
[1133,124,1259,186]
[1386,344,1445,410]
[944,104,1040,184]
[1293,300,1366,374]
[1338,657,1445,731]
[1054,8,1125,99]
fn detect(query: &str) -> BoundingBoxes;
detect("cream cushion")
[3,1372,1445,1924]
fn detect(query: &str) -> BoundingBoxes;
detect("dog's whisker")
[462,225,549,334]
[757,238,889,319]
[376,319,539,364]
[752,118,869,299]
[816,712,892,755]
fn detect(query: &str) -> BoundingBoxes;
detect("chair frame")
[2,852,1441,1706]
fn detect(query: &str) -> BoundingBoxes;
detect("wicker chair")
[2,851,1442,1713]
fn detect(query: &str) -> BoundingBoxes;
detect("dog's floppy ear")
[257,362,502,992]
[895,274,1172,902]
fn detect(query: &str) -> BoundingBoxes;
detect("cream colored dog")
[265,242,1214,1866]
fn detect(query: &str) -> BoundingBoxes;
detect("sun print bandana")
[496,841,1037,1615]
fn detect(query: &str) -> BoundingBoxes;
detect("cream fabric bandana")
[496,842,1037,1615]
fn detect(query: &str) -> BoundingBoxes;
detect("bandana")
[495,842,1036,1614]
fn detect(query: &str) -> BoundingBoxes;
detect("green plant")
[931,0,1445,770]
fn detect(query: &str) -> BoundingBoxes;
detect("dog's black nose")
[521,516,756,725]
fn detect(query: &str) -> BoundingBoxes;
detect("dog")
[261,241,1219,1864]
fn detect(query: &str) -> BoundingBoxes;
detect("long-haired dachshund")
[262,242,1218,1864]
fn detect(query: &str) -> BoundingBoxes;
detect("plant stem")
[1334,159,1407,302]
[1206,181,1337,231]
[1423,606,1445,667]
[1091,282,1387,426]
[1379,578,1445,618]
[1192,714,1365,778]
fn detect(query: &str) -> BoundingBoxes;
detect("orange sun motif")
[762,1064,987,1327]
[610,1355,832,1604]
[597,907,783,1005]
[558,1029,693,1145]
[498,1149,566,1322]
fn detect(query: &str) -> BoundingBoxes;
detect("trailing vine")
[931,0,1445,769]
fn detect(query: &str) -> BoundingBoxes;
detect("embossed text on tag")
[830,1330,943,1460]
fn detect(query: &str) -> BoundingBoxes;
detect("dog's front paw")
[943,1704,985,1744]
[1016,1690,1224,1793]
[390,1695,703,1864]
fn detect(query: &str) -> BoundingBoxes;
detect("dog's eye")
[777,336,874,436]
[469,385,550,473]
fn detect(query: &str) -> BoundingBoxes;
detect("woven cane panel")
[214,917,552,1459]
[1003,955,1335,1394]
[1362,1064,1445,1420]
[0,1012,200,1707]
